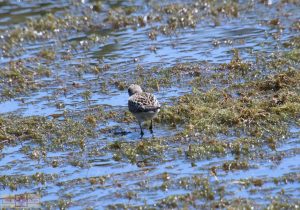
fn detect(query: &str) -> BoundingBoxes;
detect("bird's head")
[128,84,143,96]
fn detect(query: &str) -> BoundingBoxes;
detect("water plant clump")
[0,172,58,191]
[159,67,300,139]
[38,49,56,60]
[220,49,252,75]
[0,115,95,151]
[107,139,166,164]
[0,61,51,100]
[2,13,93,48]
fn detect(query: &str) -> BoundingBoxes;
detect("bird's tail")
[143,106,161,112]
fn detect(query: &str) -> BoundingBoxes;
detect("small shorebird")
[128,84,160,137]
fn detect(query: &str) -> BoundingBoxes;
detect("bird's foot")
[140,130,144,138]
[149,120,153,131]
[149,128,153,134]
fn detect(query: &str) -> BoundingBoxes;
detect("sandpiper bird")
[128,84,160,137]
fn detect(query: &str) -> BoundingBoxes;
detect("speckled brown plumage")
[127,84,160,137]
[128,92,160,113]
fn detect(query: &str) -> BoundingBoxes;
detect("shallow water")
[0,0,300,209]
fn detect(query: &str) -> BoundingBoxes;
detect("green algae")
[158,67,299,138]
[0,172,58,191]
[38,49,56,60]
[284,36,300,48]
[291,20,300,30]
[0,1,299,209]
[1,13,93,56]
[220,49,252,75]
[108,139,166,164]
[0,115,94,153]
[222,160,249,171]
[107,171,300,209]
[186,140,227,160]
[0,61,51,100]
[105,6,154,29]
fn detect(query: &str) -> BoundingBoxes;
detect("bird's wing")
[128,93,160,113]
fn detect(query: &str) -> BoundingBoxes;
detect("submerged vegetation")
[0,61,51,99]
[159,69,300,138]
[0,0,300,209]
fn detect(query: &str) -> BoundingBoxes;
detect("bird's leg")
[149,120,153,134]
[139,121,144,137]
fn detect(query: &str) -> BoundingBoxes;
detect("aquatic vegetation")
[210,1,239,17]
[0,173,58,191]
[0,61,51,100]
[283,37,300,48]
[38,49,56,60]
[1,13,93,56]
[105,6,155,29]
[291,20,300,30]
[220,49,252,75]
[0,115,94,152]
[159,67,300,138]
[107,139,166,164]
[0,0,299,209]
[222,160,249,171]
[186,140,227,160]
